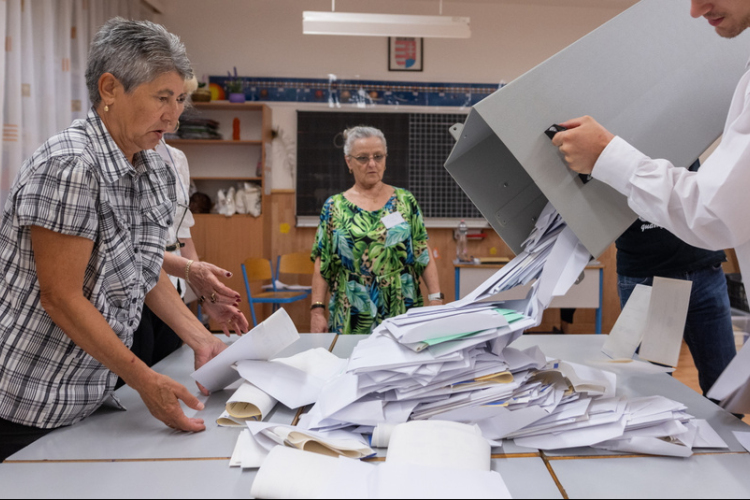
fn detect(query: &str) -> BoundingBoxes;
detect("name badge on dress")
[381,212,406,229]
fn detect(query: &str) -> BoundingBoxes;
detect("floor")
[673,340,750,425]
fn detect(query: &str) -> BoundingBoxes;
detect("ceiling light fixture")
[303,0,471,38]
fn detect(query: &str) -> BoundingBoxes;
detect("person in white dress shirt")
[552,0,750,290]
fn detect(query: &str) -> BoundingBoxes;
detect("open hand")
[135,372,206,432]
[189,262,242,306]
[201,301,249,337]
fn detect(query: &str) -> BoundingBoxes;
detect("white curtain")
[0,0,145,207]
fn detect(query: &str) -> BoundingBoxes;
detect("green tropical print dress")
[311,188,430,335]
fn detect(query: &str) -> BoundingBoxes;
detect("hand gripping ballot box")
[445,0,750,258]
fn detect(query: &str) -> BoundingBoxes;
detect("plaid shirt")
[0,108,176,429]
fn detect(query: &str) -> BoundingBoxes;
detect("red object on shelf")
[467,232,487,239]
[232,117,240,141]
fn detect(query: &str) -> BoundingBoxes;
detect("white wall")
[157,0,637,189]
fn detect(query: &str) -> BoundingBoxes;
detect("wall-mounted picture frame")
[389,37,423,72]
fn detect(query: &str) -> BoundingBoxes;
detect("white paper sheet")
[594,436,693,458]
[707,340,750,414]
[375,464,512,500]
[390,310,509,344]
[315,456,377,500]
[732,431,750,453]
[602,284,652,359]
[246,422,374,459]
[691,420,728,449]
[236,348,346,409]
[217,411,245,428]
[191,309,299,392]
[638,277,693,368]
[385,421,490,472]
[514,417,628,450]
[251,446,341,499]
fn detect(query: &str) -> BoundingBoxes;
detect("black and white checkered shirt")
[0,108,176,429]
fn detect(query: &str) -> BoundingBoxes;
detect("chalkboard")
[296,111,478,220]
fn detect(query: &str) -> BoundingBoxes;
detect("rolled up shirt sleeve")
[15,158,98,241]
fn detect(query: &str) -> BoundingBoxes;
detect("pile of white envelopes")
[197,205,728,467]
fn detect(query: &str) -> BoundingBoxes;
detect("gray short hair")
[86,17,193,106]
[343,126,388,156]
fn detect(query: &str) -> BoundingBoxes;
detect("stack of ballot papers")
[250,421,512,500]
[224,205,727,471]
[292,206,725,458]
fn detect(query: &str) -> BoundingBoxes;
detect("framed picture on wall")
[389,37,423,72]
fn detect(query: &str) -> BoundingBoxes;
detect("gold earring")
[104,104,109,112]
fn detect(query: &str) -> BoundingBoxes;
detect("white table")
[6,333,336,462]
[3,334,749,499]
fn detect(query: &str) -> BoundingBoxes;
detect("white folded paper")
[236,348,347,409]
[191,309,299,392]
[707,340,750,414]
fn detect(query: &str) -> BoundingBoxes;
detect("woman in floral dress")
[310,126,443,335]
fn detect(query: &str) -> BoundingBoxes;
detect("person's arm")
[421,244,443,306]
[31,226,207,432]
[179,237,199,262]
[161,251,240,306]
[552,115,750,251]
[310,258,330,333]
[144,269,229,380]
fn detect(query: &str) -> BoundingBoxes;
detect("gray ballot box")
[445,0,750,258]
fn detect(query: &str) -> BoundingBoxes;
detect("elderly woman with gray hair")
[0,18,227,461]
[310,126,443,335]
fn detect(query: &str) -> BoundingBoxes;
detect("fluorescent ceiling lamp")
[303,11,471,38]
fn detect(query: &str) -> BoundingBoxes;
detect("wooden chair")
[275,252,315,281]
[241,257,311,326]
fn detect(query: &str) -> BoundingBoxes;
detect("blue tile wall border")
[209,76,504,107]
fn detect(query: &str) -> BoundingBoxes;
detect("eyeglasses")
[348,154,387,165]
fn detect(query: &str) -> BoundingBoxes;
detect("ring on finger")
[210,292,217,303]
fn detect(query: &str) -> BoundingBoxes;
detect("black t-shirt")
[615,159,725,277]
[616,219,726,278]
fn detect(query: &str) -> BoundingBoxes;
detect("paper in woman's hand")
[191,309,299,392]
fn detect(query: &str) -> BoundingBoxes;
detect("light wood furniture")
[169,102,273,328]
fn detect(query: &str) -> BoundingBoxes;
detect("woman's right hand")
[133,371,206,432]
[310,310,329,333]
[188,261,242,306]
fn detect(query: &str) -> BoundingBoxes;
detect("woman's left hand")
[429,300,444,307]
[192,334,229,396]
[189,261,242,306]
[201,301,249,337]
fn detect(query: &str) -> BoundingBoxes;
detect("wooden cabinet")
[168,102,272,327]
